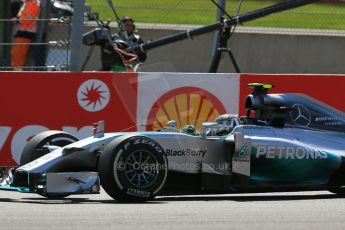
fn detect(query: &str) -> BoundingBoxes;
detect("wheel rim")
[123,150,159,189]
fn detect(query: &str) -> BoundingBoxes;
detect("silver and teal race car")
[1,83,345,202]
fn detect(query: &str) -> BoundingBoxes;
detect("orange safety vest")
[17,0,40,33]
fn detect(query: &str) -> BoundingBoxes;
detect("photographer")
[100,16,147,71]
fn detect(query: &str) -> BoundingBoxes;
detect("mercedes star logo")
[290,104,311,127]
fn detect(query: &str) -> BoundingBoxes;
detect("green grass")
[86,0,345,30]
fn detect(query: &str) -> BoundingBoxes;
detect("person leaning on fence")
[11,0,40,71]
[101,16,147,72]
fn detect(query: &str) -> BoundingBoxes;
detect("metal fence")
[86,0,345,30]
[1,0,344,72]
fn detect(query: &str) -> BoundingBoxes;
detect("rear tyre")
[20,130,79,166]
[99,135,168,202]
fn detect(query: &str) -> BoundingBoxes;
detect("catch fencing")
[1,0,344,72]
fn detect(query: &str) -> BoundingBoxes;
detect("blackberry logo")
[165,148,207,157]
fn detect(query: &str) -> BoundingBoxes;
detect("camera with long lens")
[83,24,131,66]
[83,28,109,46]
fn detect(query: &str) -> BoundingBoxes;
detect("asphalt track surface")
[0,190,344,230]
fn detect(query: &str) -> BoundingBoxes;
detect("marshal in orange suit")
[11,0,40,70]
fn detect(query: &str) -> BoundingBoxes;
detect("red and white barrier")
[1,71,345,166]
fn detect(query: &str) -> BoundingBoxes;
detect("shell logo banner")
[137,73,240,131]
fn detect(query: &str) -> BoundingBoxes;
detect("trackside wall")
[1,72,345,166]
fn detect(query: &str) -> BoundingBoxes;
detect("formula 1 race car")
[1,83,345,202]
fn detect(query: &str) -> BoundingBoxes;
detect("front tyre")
[99,136,168,202]
[20,131,79,199]
[20,130,79,166]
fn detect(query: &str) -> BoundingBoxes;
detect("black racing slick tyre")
[99,135,168,202]
[20,130,79,166]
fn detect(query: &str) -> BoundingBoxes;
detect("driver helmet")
[181,125,197,135]
[215,114,240,135]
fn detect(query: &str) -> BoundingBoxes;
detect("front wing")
[0,166,100,195]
